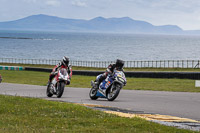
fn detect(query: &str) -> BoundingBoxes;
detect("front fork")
[51,78,57,93]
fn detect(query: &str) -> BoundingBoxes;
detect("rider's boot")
[47,74,55,86]
[95,77,103,88]
[47,80,51,86]
[95,75,106,92]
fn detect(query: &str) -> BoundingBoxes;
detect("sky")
[0,0,200,30]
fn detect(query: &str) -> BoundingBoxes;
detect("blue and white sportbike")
[89,70,126,101]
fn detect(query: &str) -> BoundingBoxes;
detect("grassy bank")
[1,63,200,72]
[1,70,199,92]
[0,95,195,133]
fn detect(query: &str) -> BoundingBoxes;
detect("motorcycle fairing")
[99,76,114,90]
[96,91,106,98]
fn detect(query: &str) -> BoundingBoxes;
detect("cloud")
[45,0,61,7]
[71,0,87,7]
[22,0,37,3]
[127,0,200,13]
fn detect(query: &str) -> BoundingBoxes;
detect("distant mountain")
[0,14,184,34]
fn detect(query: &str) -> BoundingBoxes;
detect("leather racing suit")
[49,61,72,85]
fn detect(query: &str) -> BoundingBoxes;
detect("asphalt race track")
[0,83,200,122]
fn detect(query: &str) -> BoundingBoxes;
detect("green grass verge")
[1,63,200,71]
[1,70,199,92]
[0,95,195,133]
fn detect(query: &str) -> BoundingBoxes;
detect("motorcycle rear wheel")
[107,84,121,101]
[89,87,98,100]
[57,82,65,98]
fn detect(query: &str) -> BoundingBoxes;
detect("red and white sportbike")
[46,68,70,98]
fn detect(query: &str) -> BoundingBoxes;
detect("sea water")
[0,30,200,61]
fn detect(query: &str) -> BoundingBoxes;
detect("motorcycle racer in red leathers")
[48,56,72,85]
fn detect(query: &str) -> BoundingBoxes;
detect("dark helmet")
[115,59,124,70]
[62,56,69,66]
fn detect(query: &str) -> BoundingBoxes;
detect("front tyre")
[89,87,98,100]
[46,83,53,97]
[107,84,121,101]
[57,82,65,98]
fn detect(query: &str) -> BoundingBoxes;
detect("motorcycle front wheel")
[57,82,65,98]
[107,84,121,101]
[46,83,53,97]
[89,87,98,100]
